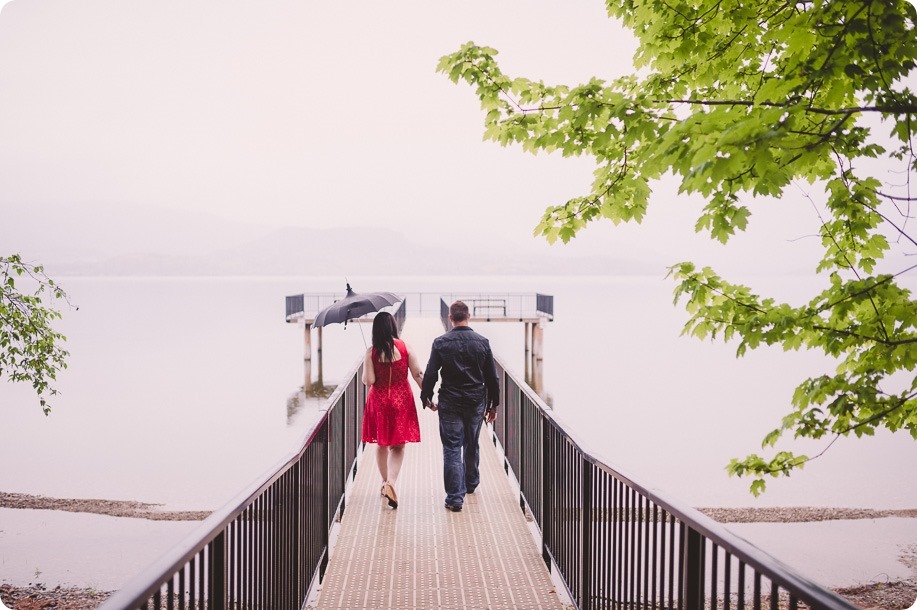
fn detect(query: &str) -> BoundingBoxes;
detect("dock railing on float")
[98,360,367,610]
[492,356,858,610]
[437,294,554,330]
[285,291,554,325]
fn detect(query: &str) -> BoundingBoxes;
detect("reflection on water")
[0,508,198,589]
[524,356,554,407]
[285,385,337,425]
[726,518,917,588]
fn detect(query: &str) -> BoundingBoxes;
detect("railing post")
[519,396,526,514]
[293,462,303,606]
[355,367,364,479]
[303,323,312,394]
[340,384,348,519]
[209,532,227,610]
[320,420,330,581]
[503,374,511,475]
[541,416,552,569]
[582,461,593,610]
[316,327,324,386]
[684,527,704,610]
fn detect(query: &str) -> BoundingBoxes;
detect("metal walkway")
[97,318,861,610]
[313,405,566,609]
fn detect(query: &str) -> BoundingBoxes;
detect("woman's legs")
[376,444,406,483]
[387,444,406,484]
[377,444,405,509]
[375,445,389,483]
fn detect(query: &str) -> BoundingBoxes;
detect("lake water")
[1,275,915,588]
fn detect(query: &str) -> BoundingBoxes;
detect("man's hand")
[426,399,438,412]
[484,407,497,424]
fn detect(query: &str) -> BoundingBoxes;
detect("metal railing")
[440,293,554,321]
[536,293,554,318]
[438,294,553,331]
[492,356,858,610]
[285,294,305,320]
[440,298,450,332]
[285,293,409,326]
[99,362,368,610]
[284,292,345,322]
[393,298,406,332]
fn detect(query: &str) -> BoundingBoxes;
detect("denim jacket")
[420,326,500,409]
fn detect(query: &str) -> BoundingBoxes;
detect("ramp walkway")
[313,408,565,609]
[98,314,861,610]
[313,318,565,609]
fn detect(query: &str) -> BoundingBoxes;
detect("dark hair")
[450,301,469,323]
[372,312,398,362]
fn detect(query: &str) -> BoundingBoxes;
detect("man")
[421,301,500,512]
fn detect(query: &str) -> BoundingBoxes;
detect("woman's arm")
[361,348,375,386]
[405,342,424,387]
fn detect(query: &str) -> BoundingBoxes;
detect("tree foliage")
[438,0,917,493]
[1,255,70,415]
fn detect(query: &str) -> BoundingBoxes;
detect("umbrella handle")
[358,320,368,348]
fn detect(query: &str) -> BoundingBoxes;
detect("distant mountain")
[1,202,658,276]
[1,201,273,263]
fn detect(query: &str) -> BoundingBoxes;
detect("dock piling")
[304,323,312,393]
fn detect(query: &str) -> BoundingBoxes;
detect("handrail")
[440,298,450,332]
[492,355,858,610]
[393,297,407,333]
[99,359,367,610]
[99,319,855,610]
[437,295,552,330]
[284,292,342,321]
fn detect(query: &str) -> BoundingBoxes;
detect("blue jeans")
[438,400,486,507]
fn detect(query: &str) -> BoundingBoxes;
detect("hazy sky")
[0,1,633,253]
[0,0,910,275]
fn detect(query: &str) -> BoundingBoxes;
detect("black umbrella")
[312,283,402,328]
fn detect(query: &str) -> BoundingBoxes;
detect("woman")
[361,311,423,509]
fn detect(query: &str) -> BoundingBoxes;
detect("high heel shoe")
[382,481,398,509]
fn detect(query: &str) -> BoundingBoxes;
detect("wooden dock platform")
[311,319,566,610]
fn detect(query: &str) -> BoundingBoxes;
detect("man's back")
[421,326,499,408]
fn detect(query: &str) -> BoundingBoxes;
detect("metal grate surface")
[314,401,564,609]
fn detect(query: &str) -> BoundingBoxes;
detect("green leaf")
[440,1,917,496]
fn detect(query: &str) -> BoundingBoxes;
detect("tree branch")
[660,99,917,115]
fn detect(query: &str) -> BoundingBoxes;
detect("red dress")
[362,339,421,446]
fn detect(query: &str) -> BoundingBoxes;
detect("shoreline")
[4,491,917,524]
[0,492,210,521]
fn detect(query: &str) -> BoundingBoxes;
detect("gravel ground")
[0,493,210,521]
[698,506,917,523]
[835,580,917,610]
[0,584,112,610]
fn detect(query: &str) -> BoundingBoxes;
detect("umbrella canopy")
[311,283,402,328]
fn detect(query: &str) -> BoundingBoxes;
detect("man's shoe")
[467,486,477,494]
[444,503,462,512]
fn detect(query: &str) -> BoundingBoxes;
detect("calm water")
[1,275,915,511]
[1,275,916,590]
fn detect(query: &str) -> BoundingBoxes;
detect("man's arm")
[361,347,375,386]
[483,340,499,421]
[483,341,499,405]
[420,342,441,408]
